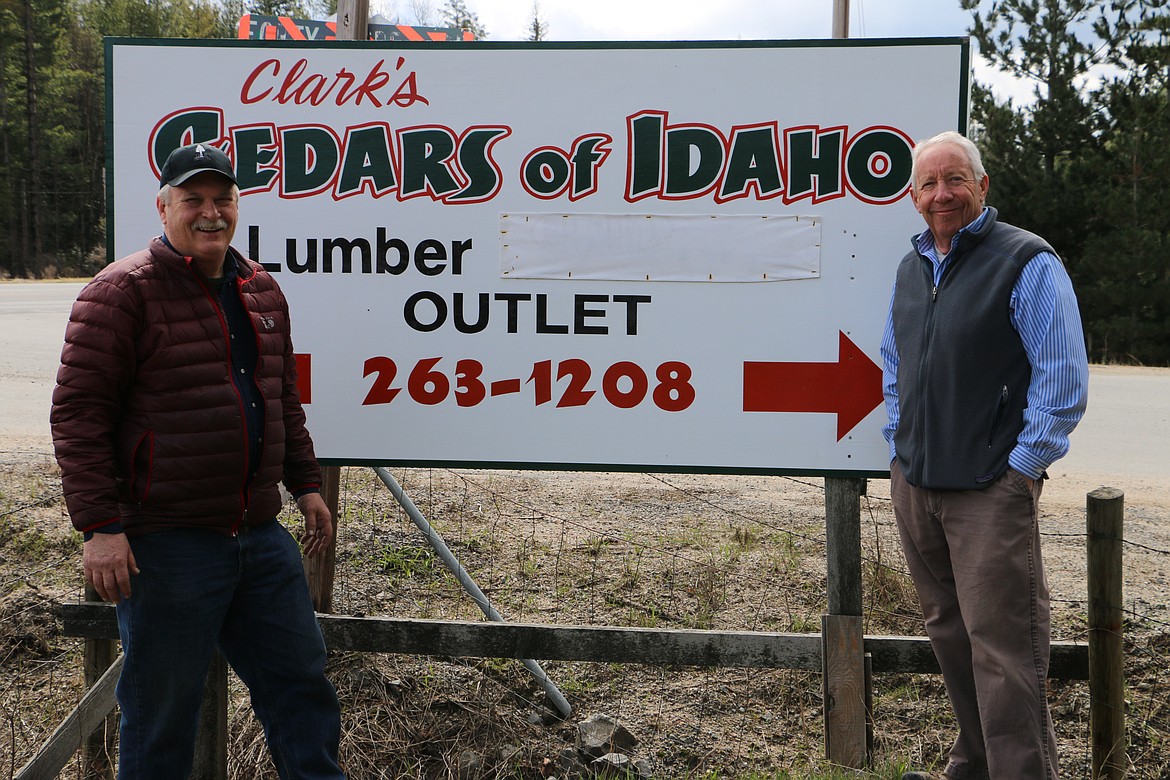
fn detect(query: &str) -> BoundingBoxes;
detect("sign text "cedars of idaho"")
[149,54,915,206]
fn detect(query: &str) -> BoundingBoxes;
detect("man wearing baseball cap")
[52,142,347,778]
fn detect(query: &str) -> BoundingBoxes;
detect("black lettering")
[523,149,570,197]
[414,239,447,275]
[399,128,459,198]
[535,294,569,334]
[449,127,509,202]
[323,237,372,273]
[404,290,445,332]
[377,229,410,273]
[453,292,489,333]
[287,237,317,273]
[574,294,609,335]
[450,238,471,275]
[664,127,724,196]
[494,293,531,334]
[627,112,664,200]
[252,226,281,272]
[612,294,651,335]
[786,128,844,200]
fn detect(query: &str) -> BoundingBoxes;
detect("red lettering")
[238,56,428,109]
[296,73,328,105]
[390,70,428,108]
[275,59,309,103]
[240,59,280,104]
[328,69,358,105]
[352,60,393,107]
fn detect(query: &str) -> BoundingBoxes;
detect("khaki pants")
[890,462,1059,780]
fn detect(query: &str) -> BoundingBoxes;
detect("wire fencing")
[291,465,1168,777]
[2,455,1168,778]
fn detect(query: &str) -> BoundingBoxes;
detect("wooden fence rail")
[14,654,122,780]
[25,606,1089,780]
[57,604,1090,676]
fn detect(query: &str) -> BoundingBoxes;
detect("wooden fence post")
[826,478,863,617]
[1087,487,1125,780]
[190,653,228,780]
[823,476,867,768]
[82,584,116,780]
[305,466,342,613]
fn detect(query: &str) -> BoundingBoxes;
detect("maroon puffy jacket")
[51,237,322,536]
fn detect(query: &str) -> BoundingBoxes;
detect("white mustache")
[194,219,228,232]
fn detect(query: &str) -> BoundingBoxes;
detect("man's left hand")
[297,492,334,557]
[1009,468,1037,492]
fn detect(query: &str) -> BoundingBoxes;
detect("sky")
[380,0,1038,105]
[473,0,968,42]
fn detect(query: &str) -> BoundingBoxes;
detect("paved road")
[0,281,86,456]
[2,281,1167,489]
[1060,365,1169,480]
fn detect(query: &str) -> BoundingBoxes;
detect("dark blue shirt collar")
[160,234,236,282]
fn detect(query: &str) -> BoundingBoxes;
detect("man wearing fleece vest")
[881,131,1089,780]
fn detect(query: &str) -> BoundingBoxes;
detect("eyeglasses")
[917,175,974,194]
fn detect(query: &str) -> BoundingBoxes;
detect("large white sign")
[107,38,970,475]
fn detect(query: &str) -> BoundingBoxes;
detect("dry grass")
[2,460,1168,779]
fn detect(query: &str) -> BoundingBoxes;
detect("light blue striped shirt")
[881,208,1089,479]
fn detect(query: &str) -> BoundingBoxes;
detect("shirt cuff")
[83,521,125,542]
[1008,448,1046,481]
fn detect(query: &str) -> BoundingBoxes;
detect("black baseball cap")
[159,143,237,189]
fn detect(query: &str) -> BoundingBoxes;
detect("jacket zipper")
[909,260,938,484]
[988,384,1009,448]
[191,261,252,536]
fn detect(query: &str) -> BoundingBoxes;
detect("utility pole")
[336,0,370,41]
[822,6,867,768]
[833,0,849,39]
[303,0,370,615]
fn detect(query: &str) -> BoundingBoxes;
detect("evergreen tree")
[1077,1,1170,363]
[0,0,73,277]
[250,0,314,20]
[965,0,1170,364]
[962,0,1102,263]
[526,0,547,41]
[0,0,25,276]
[440,0,485,39]
[0,0,241,279]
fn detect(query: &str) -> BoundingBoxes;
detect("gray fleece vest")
[892,208,1053,489]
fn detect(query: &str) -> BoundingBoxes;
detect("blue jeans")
[115,521,345,779]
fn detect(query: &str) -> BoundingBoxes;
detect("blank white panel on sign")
[499,213,821,282]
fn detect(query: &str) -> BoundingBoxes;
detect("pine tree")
[440,0,485,39]
[526,0,547,41]
[965,0,1170,364]
[1077,1,1170,362]
[962,0,1101,262]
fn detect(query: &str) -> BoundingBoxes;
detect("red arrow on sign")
[743,331,883,441]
